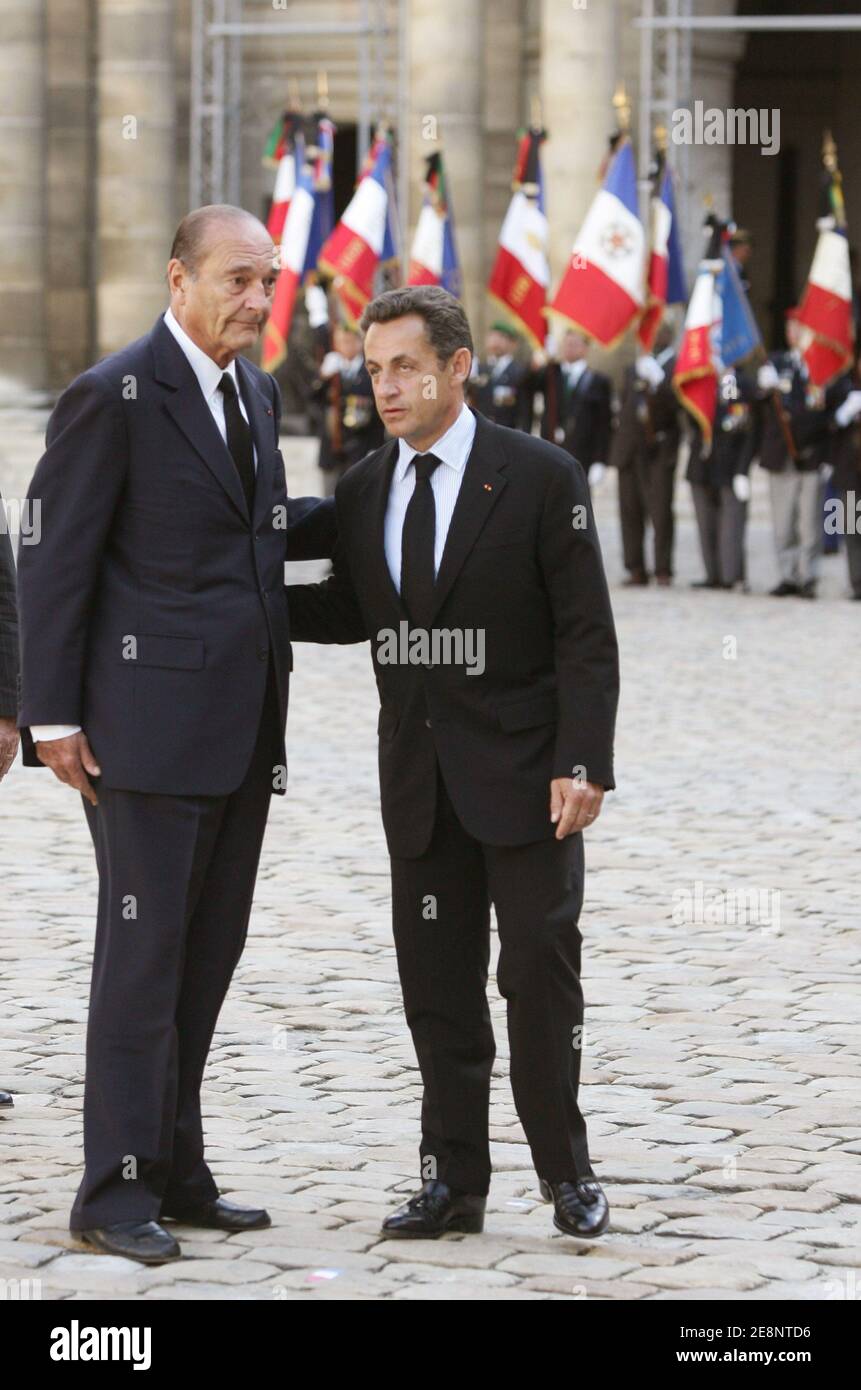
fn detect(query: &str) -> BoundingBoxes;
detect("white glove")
[732,473,751,502]
[305,283,330,329]
[757,362,780,393]
[834,389,861,429]
[588,462,606,488]
[635,355,665,388]
[820,462,834,482]
[320,350,346,378]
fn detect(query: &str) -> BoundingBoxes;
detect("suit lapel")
[429,410,508,621]
[359,437,408,621]
[151,316,249,523]
[236,357,277,531]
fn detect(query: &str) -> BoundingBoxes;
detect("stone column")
[0,0,48,400]
[96,0,177,358]
[408,0,485,334]
[46,0,96,390]
[541,0,617,301]
[482,0,525,350]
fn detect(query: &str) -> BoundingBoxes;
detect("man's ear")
[450,346,472,387]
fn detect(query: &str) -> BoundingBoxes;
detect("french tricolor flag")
[261,138,317,373]
[797,222,854,387]
[318,133,394,327]
[638,164,686,351]
[487,128,550,348]
[547,138,646,348]
[407,151,462,296]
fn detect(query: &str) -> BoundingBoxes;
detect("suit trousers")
[389,764,592,1195]
[691,481,747,586]
[69,666,280,1230]
[619,452,677,577]
[769,465,821,585]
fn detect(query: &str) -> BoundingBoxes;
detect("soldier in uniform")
[686,365,758,590]
[311,322,385,497]
[825,365,861,599]
[756,310,832,598]
[610,321,681,586]
[466,322,532,431]
[531,328,612,491]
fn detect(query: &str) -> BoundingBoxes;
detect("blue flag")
[717,245,761,366]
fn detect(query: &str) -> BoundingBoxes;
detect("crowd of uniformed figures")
[291,287,861,602]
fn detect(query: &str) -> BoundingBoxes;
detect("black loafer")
[539,1177,610,1237]
[0,1091,13,1107]
[79,1219,181,1264]
[161,1196,271,1231]
[381,1180,486,1238]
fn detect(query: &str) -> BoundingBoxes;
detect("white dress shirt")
[384,401,477,593]
[32,308,256,743]
[562,358,588,389]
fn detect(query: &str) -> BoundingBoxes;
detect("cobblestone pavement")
[1,409,859,1301]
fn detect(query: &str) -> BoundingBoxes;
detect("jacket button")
[257,648,268,661]
[425,718,432,728]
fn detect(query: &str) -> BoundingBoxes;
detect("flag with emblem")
[546,137,645,348]
[407,150,462,296]
[673,218,760,446]
[262,133,317,373]
[318,127,398,327]
[638,156,686,351]
[487,126,550,348]
[796,136,854,387]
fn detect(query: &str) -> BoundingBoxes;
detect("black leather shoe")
[539,1177,610,1237]
[79,1220,181,1264]
[770,581,800,596]
[690,579,720,589]
[161,1196,271,1231]
[799,579,817,599]
[0,1091,13,1107]
[381,1180,486,1238]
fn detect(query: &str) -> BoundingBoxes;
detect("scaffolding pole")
[189,0,399,212]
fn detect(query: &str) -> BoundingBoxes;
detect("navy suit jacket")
[17,314,336,795]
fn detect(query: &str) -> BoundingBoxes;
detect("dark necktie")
[400,452,442,627]
[218,372,255,513]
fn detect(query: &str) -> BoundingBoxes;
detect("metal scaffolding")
[635,7,861,275]
[189,0,406,269]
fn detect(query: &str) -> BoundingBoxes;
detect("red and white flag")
[672,254,722,446]
[796,225,854,387]
[547,138,645,348]
[487,128,549,348]
[318,132,394,327]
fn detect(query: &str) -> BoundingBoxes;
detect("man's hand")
[35,731,101,805]
[0,717,19,782]
[550,777,605,839]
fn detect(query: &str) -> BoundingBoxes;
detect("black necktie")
[218,373,255,513]
[400,452,442,627]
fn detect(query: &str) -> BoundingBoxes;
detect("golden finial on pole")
[654,124,668,154]
[531,94,542,131]
[317,70,329,109]
[612,82,631,133]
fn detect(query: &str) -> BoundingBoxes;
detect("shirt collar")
[563,358,588,382]
[395,401,476,482]
[163,306,239,403]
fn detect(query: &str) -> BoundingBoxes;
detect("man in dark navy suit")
[0,488,20,1113]
[16,205,336,1263]
[287,287,619,1242]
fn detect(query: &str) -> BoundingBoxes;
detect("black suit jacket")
[286,408,619,858]
[16,314,336,795]
[467,357,533,432]
[610,357,681,472]
[0,491,18,719]
[756,351,833,474]
[534,363,612,468]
